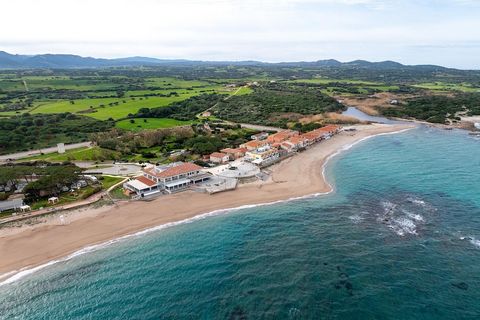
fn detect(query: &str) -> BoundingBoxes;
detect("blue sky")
[1,0,479,69]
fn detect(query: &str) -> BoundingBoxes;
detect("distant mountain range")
[0,51,454,71]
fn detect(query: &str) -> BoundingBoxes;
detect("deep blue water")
[1,127,480,319]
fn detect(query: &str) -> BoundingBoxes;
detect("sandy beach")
[0,123,413,281]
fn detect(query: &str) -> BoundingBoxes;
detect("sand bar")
[0,124,413,279]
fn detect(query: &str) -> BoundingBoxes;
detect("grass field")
[233,86,254,95]
[23,147,121,161]
[100,176,125,189]
[290,78,382,85]
[412,82,480,92]
[30,93,200,120]
[116,118,193,131]
[0,76,240,120]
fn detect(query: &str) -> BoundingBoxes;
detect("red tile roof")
[144,162,202,179]
[243,140,266,149]
[266,130,299,143]
[136,176,156,186]
[210,152,228,158]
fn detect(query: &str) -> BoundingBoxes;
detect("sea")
[1,125,480,319]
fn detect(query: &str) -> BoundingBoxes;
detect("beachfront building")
[266,130,299,144]
[220,147,247,160]
[245,145,280,166]
[210,152,230,164]
[282,136,308,151]
[240,140,268,151]
[300,125,340,145]
[124,162,210,197]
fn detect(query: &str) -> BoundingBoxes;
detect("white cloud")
[0,0,479,68]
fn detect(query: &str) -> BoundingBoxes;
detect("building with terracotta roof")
[220,148,247,160]
[210,152,230,164]
[240,140,268,151]
[124,162,210,197]
[266,130,299,144]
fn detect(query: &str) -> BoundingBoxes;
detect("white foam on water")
[390,217,417,236]
[348,214,364,224]
[406,196,436,212]
[403,209,424,222]
[381,201,397,215]
[461,236,480,248]
[0,126,414,286]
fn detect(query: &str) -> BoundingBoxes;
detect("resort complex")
[123,125,341,198]
[123,162,210,197]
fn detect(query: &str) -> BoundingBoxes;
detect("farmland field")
[0,75,240,120]
[30,93,200,120]
[116,118,193,131]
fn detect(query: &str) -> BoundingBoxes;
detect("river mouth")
[342,106,403,124]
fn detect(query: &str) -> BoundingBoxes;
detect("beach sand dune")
[0,124,413,279]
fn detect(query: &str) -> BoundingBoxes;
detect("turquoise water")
[1,127,480,319]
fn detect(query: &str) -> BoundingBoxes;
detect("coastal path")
[0,141,92,163]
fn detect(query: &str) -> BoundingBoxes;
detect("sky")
[1,0,479,69]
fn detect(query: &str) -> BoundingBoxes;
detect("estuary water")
[341,106,402,124]
[1,126,480,319]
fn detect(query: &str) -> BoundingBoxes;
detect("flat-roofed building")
[250,132,269,141]
[245,145,280,166]
[124,162,210,197]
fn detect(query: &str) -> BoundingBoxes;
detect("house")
[72,180,88,189]
[288,136,308,149]
[301,131,323,145]
[220,148,247,160]
[240,140,268,151]
[300,125,340,145]
[250,132,269,141]
[124,162,210,197]
[316,125,340,138]
[266,130,299,144]
[82,175,98,183]
[280,142,296,153]
[245,145,280,166]
[210,152,230,164]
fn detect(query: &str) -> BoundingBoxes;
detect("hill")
[0,51,458,71]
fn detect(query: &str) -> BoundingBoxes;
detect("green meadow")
[0,75,240,121]
[30,93,200,120]
[412,82,480,92]
[116,118,193,131]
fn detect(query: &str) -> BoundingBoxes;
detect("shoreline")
[0,123,414,285]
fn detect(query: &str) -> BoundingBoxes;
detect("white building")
[124,162,210,197]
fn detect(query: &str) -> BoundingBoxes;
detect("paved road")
[239,123,284,132]
[0,141,92,163]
